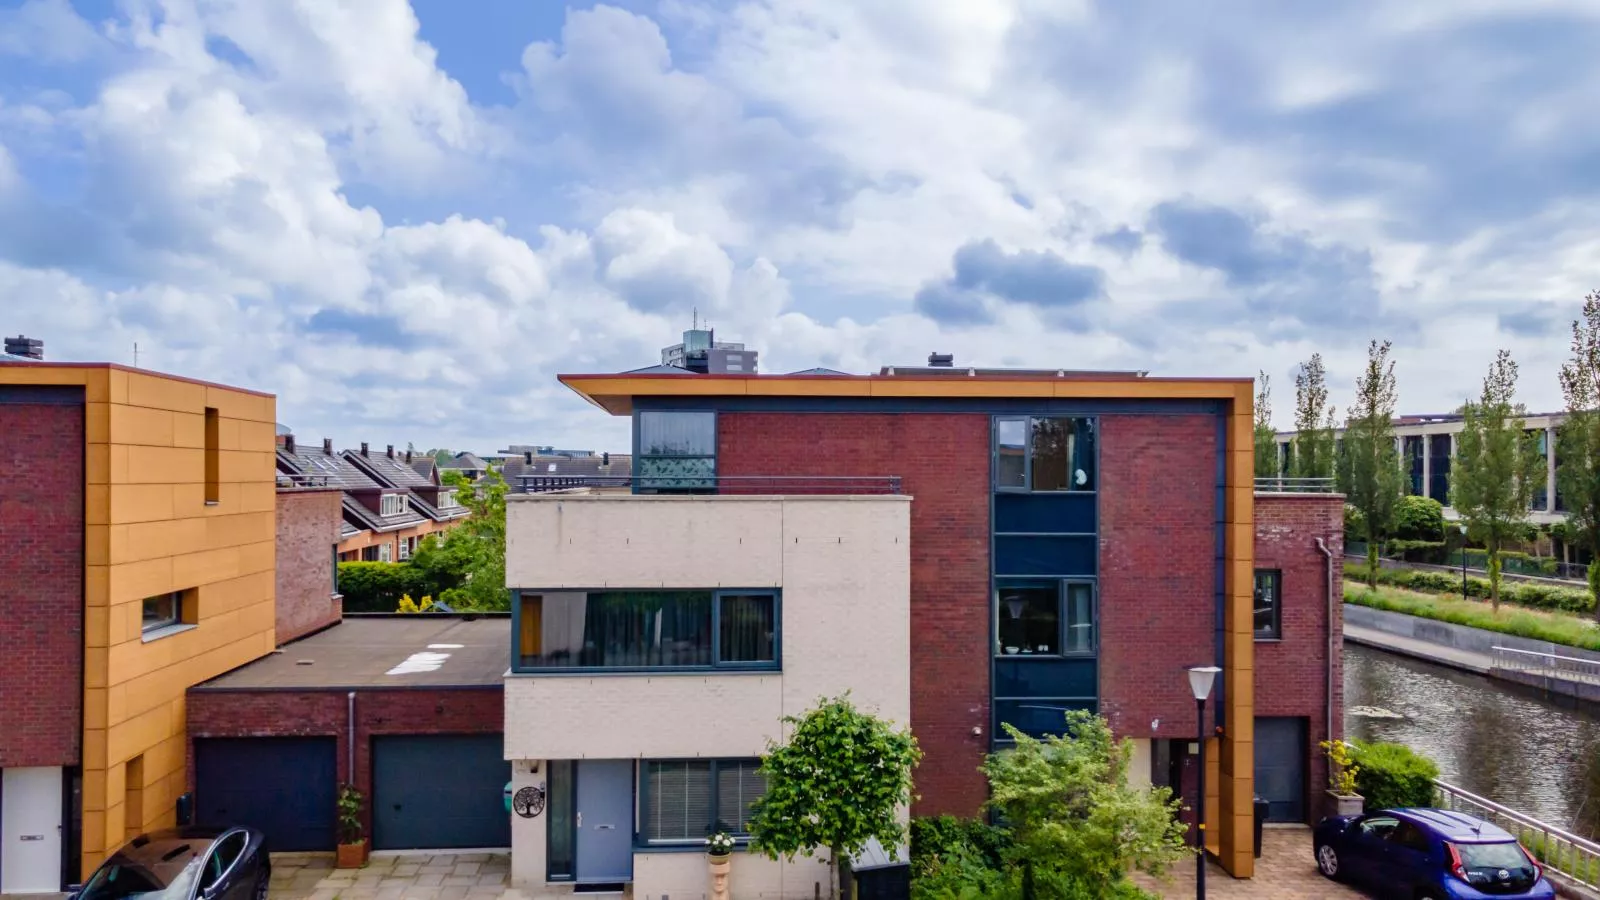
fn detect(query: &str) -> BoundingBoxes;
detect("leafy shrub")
[1352,741,1440,810]
[1344,584,1600,652]
[1393,495,1445,541]
[336,562,430,612]
[1344,505,1366,540]
[1342,562,1595,614]
[1387,540,1448,564]
[911,816,1010,873]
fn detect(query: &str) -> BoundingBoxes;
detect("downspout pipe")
[1314,539,1335,745]
[347,691,356,782]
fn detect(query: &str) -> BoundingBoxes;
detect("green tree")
[1253,371,1278,479]
[1340,340,1404,588]
[1392,495,1445,542]
[1453,351,1544,611]
[1291,354,1337,479]
[1558,289,1600,622]
[749,696,921,900]
[408,468,509,610]
[983,712,1188,898]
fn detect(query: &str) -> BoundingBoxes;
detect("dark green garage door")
[1254,717,1307,823]
[195,737,337,851]
[372,734,510,850]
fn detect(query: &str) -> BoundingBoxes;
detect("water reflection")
[1343,642,1600,839]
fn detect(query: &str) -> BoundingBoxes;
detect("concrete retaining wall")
[1344,604,1600,664]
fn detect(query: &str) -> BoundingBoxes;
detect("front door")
[1254,717,1307,822]
[574,761,633,883]
[2,767,63,893]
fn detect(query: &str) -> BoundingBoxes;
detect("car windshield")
[1457,842,1531,870]
[80,843,206,900]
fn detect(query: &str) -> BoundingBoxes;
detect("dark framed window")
[546,761,575,880]
[993,417,1096,492]
[1254,569,1282,639]
[996,580,1095,656]
[516,589,779,672]
[641,759,766,845]
[141,591,183,632]
[638,411,716,492]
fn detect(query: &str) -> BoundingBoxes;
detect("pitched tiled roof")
[440,452,488,470]
[501,453,633,492]
[277,446,384,492]
[345,450,435,490]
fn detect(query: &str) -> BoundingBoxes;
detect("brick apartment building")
[498,358,1344,894]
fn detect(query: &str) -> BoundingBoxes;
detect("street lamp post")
[1459,522,1469,597]
[1187,665,1221,900]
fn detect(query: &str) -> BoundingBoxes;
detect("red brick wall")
[1255,493,1344,818]
[1098,414,1219,741]
[0,395,84,768]
[717,412,992,816]
[275,489,344,644]
[186,687,503,838]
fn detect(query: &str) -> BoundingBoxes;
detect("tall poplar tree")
[1254,371,1279,479]
[1343,340,1404,588]
[1453,351,1543,611]
[1291,354,1336,479]
[1557,290,1600,622]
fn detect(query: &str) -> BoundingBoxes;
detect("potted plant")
[1321,739,1364,817]
[706,830,735,900]
[336,783,368,868]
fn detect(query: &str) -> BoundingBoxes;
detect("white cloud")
[0,0,105,63]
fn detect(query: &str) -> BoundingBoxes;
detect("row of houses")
[1,340,1344,897]
[275,436,469,563]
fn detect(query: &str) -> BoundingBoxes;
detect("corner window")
[642,759,767,844]
[516,590,778,671]
[994,417,1095,492]
[1254,569,1282,639]
[141,591,184,632]
[996,580,1095,656]
[638,411,716,492]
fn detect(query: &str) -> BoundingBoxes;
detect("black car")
[74,827,270,900]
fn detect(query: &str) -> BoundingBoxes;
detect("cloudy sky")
[3,0,1597,453]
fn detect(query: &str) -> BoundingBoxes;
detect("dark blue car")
[1313,808,1553,899]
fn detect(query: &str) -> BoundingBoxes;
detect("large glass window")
[1254,569,1282,639]
[638,411,716,491]
[643,759,766,844]
[994,417,1095,492]
[517,590,778,671]
[996,580,1094,656]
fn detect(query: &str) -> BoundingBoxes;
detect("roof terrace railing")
[1254,476,1337,494]
[276,472,335,489]
[517,474,904,495]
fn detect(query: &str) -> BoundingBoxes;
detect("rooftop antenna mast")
[133,342,139,368]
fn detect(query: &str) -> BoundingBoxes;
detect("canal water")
[1344,641,1600,840]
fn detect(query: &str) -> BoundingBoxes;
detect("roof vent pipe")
[524,451,533,465]
[285,435,296,454]
[323,438,333,455]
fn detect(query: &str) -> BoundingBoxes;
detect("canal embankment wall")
[1343,604,1600,703]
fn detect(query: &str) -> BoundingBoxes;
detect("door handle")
[595,824,613,831]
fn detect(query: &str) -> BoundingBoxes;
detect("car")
[1313,807,1554,899]
[71,827,271,900]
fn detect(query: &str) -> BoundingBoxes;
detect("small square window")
[997,585,1059,655]
[142,592,182,632]
[1254,570,1282,639]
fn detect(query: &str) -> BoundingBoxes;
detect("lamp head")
[1187,665,1221,701]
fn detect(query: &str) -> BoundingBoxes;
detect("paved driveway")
[1134,826,1367,899]
[270,852,510,900]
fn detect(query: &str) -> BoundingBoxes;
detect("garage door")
[195,737,336,851]
[372,735,510,850]
[1254,717,1307,823]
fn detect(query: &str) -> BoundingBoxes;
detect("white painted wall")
[503,493,912,893]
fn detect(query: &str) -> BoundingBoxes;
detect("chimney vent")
[524,451,533,465]
[4,335,43,360]
[285,435,296,454]
[387,444,394,459]
[323,438,333,455]
[602,451,611,466]
[405,449,412,463]
[361,442,369,457]
[928,352,954,367]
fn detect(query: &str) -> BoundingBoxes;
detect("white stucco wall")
[503,493,912,893]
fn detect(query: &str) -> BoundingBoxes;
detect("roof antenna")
[133,342,139,368]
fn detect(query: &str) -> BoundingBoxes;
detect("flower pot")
[336,841,367,869]
[1328,791,1364,817]
[707,854,732,900]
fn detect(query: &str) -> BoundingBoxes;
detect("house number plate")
[20,835,44,841]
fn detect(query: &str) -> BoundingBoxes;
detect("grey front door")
[575,760,634,882]
[1254,717,1307,822]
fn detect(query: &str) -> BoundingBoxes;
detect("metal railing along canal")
[1433,779,1600,888]
[1491,646,1600,687]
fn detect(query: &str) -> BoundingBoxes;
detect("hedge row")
[1352,741,1439,811]
[1343,561,1595,615]
[336,562,433,613]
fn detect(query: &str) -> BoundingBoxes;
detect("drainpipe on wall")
[347,691,356,782]
[1314,539,1335,745]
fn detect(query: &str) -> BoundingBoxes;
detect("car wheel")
[1315,842,1341,879]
